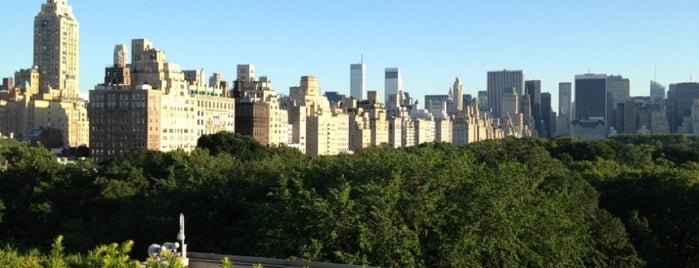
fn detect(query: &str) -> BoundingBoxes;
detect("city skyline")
[2,0,699,111]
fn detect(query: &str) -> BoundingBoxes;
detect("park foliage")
[3,133,699,267]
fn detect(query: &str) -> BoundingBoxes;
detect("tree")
[197,131,270,160]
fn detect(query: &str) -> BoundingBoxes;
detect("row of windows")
[92,133,145,141]
[91,126,145,133]
[91,101,147,109]
[197,100,234,110]
[91,115,149,124]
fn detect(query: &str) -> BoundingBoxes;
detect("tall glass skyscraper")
[384,67,402,105]
[487,70,523,119]
[574,74,607,121]
[650,80,665,103]
[558,82,572,122]
[350,63,365,101]
[667,82,699,132]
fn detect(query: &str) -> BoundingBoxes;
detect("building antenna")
[361,54,364,65]
[654,62,657,81]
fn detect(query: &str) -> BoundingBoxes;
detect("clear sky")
[2,0,698,111]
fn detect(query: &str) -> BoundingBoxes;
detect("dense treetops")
[2,133,699,267]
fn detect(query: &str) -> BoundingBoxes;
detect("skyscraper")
[453,77,463,111]
[34,0,79,99]
[606,75,630,130]
[524,80,541,135]
[575,74,607,122]
[607,75,630,106]
[477,90,488,111]
[524,80,541,114]
[541,93,554,138]
[557,82,572,136]
[650,80,665,103]
[667,82,699,132]
[487,70,523,119]
[350,63,366,101]
[237,64,255,82]
[558,82,572,121]
[384,68,402,105]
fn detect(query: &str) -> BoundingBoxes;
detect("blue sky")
[2,0,698,111]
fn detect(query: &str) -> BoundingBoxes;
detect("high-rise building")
[463,94,473,107]
[0,0,89,147]
[233,65,285,146]
[104,44,130,85]
[350,63,365,101]
[607,75,630,106]
[90,39,235,162]
[477,90,488,111]
[89,84,163,161]
[501,87,520,118]
[524,80,541,135]
[348,95,389,151]
[208,72,229,97]
[487,70,523,119]
[384,68,402,105]
[452,103,503,144]
[114,44,127,68]
[237,64,255,82]
[434,118,452,143]
[453,77,463,111]
[14,67,41,96]
[556,82,572,136]
[558,82,572,121]
[572,74,607,139]
[524,80,541,115]
[414,117,435,145]
[183,69,206,87]
[541,93,554,138]
[650,80,665,103]
[606,75,630,131]
[288,76,348,155]
[34,0,79,99]
[575,74,607,121]
[500,87,522,136]
[1,77,13,90]
[130,39,169,88]
[424,94,449,119]
[667,82,699,132]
